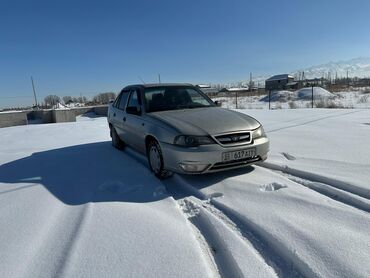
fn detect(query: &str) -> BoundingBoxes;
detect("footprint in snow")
[208,192,224,199]
[153,186,167,197]
[260,183,287,192]
[281,152,296,161]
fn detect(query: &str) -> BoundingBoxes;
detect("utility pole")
[31,76,38,108]
[249,72,252,92]
[347,70,349,88]
[158,74,161,84]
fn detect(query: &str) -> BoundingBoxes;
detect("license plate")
[222,148,256,162]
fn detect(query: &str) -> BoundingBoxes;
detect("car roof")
[123,83,195,90]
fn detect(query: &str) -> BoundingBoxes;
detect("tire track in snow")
[179,197,278,278]
[264,167,370,214]
[170,176,305,278]
[177,199,221,278]
[266,110,361,133]
[208,199,315,278]
[16,202,93,278]
[261,162,370,200]
[55,203,93,278]
[120,146,305,276]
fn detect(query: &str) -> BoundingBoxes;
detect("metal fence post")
[311,85,314,108]
[269,90,271,110]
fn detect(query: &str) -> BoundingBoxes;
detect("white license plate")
[222,148,256,162]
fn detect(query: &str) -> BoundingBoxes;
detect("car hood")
[148,107,260,135]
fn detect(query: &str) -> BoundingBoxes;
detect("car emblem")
[231,135,240,142]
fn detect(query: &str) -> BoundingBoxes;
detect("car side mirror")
[126,106,141,115]
[214,100,222,107]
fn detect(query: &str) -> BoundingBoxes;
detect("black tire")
[110,126,125,150]
[147,140,172,179]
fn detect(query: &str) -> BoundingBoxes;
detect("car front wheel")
[147,140,172,179]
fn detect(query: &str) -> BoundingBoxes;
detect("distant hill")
[291,57,370,79]
[224,57,370,88]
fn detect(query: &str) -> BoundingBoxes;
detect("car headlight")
[174,135,215,147]
[252,126,266,139]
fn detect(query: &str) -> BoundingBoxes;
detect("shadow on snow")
[0,141,256,205]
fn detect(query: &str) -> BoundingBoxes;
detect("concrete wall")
[52,110,76,123]
[31,110,53,123]
[1,105,108,128]
[72,107,94,116]
[70,106,108,116]
[0,111,28,128]
[94,105,108,116]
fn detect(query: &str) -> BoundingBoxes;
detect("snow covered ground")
[214,87,370,110]
[1,110,370,277]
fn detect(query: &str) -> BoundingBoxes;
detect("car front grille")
[214,132,252,146]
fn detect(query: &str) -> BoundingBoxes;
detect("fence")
[210,86,370,110]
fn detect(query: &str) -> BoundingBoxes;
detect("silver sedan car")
[108,84,269,179]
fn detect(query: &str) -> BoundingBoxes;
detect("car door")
[111,90,130,139]
[124,88,146,152]
[109,92,122,128]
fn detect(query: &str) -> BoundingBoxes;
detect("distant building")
[265,74,295,91]
[198,86,220,96]
[218,87,249,94]
[227,87,249,93]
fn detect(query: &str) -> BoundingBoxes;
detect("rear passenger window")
[118,91,129,110]
[127,90,140,108]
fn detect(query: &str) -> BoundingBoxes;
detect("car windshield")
[144,86,215,112]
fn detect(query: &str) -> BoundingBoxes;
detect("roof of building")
[266,74,294,82]
[286,81,298,86]
[227,87,249,92]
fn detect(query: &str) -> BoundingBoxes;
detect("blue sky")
[1,0,370,107]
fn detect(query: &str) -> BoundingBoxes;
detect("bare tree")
[62,96,73,104]
[44,95,61,108]
[93,92,116,104]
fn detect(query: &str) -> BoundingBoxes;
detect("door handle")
[113,113,116,117]
[123,117,126,122]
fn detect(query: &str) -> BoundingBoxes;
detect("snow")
[295,87,334,99]
[292,57,370,79]
[213,88,370,109]
[1,109,370,277]
[0,110,25,114]
[227,87,249,92]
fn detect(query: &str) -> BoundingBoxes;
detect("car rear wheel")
[110,126,124,150]
[147,140,172,179]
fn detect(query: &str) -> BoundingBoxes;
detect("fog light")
[179,163,210,173]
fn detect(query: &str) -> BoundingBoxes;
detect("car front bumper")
[160,137,269,174]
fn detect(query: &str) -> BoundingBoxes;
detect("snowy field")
[1,110,370,277]
[213,87,370,110]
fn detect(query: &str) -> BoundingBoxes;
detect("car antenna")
[138,76,146,84]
